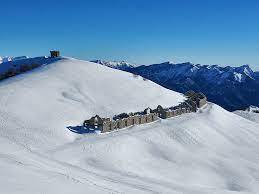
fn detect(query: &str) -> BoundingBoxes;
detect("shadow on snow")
[67,125,100,134]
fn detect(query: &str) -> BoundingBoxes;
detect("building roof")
[113,113,129,120]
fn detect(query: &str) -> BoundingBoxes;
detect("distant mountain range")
[91,60,137,71]
[0,56,29,64]
[93,60,259,111]
[0,56,61,80]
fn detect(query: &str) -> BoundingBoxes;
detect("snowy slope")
[234,106,259,123]
[50,104,259,194]
[0,58,259,194]
[0,57,185,150]
[0,56,13,63]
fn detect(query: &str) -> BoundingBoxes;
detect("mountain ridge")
[90,59,138,71]
[94,60,259,111]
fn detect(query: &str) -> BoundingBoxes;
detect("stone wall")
[100,106,195,133]
[84,92,207,133]
[101,113,158,133]
[101,106,194,132]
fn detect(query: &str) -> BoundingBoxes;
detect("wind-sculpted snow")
[0,58,259,193]
[48,104,259,193]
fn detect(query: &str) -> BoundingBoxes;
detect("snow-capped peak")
[151,62,255,83]
[232,65,255,82]
[116,61,258,111]
[0,55,30,64]
[0,56,13,63]
[91,60,137,70]
[245,106,259,113]
[96,59,257,85]
[233,72,243,82]
[240,65,254,78]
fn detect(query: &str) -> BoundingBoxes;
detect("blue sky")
[1,0,259,70]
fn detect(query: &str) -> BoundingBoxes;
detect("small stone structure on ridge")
[50,50,60,58]
[185,90,207,108]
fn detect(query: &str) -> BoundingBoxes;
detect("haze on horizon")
[0,0,259,70]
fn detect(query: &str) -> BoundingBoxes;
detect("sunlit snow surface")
[234,107,259,123]
[0,58,259,194]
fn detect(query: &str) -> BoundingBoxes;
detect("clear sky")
[0,0,259,70]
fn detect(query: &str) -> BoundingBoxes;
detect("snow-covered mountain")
[0,56,13,63]
[0,57,259,194]
[130,62,258,84]
[91,59,137,71]
[234,106,259,123]
[0,55,32,64]
[101,61,259,111]
[0,56,61,80]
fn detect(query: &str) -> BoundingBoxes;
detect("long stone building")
[83,91,207,133]
[84,108,159,133]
